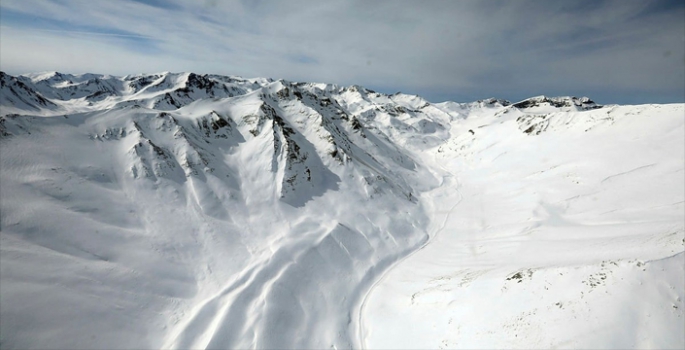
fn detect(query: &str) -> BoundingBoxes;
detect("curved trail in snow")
[358,154,463,349]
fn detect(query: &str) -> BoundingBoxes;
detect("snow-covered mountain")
[1,71,683,349]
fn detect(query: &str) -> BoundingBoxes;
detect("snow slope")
[0,72,683,349]
[363,102,685,349]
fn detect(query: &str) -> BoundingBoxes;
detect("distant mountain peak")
[512,95,601,110]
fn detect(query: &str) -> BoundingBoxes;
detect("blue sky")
[1,0,683,104]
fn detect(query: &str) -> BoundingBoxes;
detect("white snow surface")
[0,71,683,349]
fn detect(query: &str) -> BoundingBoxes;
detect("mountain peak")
[512,95,601,110]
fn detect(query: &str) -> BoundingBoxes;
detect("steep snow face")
[1,71,683,349]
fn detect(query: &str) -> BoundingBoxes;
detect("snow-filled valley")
[0,71,683,349]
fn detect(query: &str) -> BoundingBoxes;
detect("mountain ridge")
[1,71,608,116]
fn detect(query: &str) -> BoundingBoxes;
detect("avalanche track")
[358,153,464,348]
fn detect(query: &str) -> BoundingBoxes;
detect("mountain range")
[1,71,683,349]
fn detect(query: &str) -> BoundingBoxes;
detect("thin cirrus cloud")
[0,0,683,104]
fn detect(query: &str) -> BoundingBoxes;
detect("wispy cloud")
[0,0,683,104]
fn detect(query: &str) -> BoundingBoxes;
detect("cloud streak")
[1,0,683,104]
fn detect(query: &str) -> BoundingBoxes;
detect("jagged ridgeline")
[1,71,454,205]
